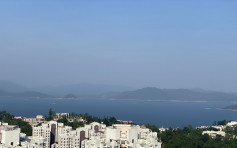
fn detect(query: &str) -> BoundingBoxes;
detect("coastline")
[109,98,208,103]
[217,108,237,112]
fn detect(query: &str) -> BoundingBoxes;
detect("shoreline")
[217,108,237,112]
[109,98,209,103]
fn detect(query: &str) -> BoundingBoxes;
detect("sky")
[0,0,237,92]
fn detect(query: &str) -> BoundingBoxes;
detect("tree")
[70,112,76,118]
[145,123,159,133]
[46,108,54,121]
[217,120,227,126]
[202,134,209,142]
[0,111,32,136]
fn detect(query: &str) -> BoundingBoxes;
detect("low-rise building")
[117,120,133,124]
[202,130,226,138]
[54,113,70,120]
[227,121,237,127]
[159,128,169,133]
[23,115,45,126]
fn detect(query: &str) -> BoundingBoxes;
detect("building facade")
[0,122,21,147]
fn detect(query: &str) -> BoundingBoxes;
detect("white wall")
[106,128,121,141]
[2,128,20,147]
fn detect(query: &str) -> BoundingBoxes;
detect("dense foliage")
[213,120,228,126]
[0,111,32,136]
[57,117,84,130]
[145,124,237,148]
[80,113,118,126]
[57,112,118,128]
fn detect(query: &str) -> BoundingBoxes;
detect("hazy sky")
[0,0,237,92]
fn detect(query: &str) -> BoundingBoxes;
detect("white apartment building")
[0,122,21,147]
[18,136,47,148]
[33,121,59,148]
[0,122,46,148]
[32,121,73,148]
[58,130,80,148]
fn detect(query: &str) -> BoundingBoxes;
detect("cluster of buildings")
[0,114,162,148]
[22,115,46,126]
[33,121,161,148]
[5,112,237,148]
[16,113,85,127]
[199,121,237,138]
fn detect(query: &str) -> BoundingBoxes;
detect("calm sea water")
[0,97,237,128]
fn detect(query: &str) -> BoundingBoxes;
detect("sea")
[0,97,237,128]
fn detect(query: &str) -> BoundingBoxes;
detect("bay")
[0,97,236,128]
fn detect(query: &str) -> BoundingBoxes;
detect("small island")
[222,105,237,111]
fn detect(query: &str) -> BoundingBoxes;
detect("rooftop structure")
[117,120,133,124]
[54,113,70,120]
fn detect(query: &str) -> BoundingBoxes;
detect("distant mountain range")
[0,81,237,101]
[0,81,132,96]
[0,89,51,98]
[0,81,132,99]
[34,83,132,96]
[105,87,237,101]
[0,80,28,92]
